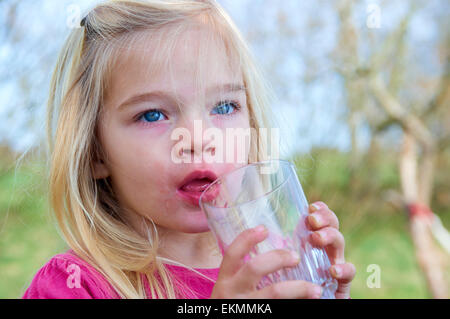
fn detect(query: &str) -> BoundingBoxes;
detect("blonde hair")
[47,0,276,298]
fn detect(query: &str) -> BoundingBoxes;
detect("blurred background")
[0,0,449,298]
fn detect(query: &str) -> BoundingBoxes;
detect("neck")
[123,212,222,269]
[156,227,222,269]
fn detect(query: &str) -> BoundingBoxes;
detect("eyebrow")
[117,83,246,111]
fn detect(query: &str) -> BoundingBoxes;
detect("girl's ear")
[91,138,110,179]
[92,159,110,180]
[92,134,110,179]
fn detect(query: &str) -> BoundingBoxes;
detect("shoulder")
[22,250,120,299]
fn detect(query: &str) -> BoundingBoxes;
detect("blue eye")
[140,110,166,123]
[211,101,240,115]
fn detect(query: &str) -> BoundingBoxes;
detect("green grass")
[0,150,448,298]
[293,149,448,298]
[343,213,430,298]
[0,160,67,298]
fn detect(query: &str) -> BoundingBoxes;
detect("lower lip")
[176,188,204,207]
[176,184,220,207]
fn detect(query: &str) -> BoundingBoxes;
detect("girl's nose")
[178,118,217,162]
[181,141,216,160]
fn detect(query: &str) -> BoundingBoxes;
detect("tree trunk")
[400,131,448,298]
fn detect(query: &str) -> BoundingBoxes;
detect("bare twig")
[369,75,436,153]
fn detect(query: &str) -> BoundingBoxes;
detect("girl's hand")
[210,226,324,299]
[306,201,356,299]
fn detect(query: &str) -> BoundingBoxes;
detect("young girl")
[23,0,355,299]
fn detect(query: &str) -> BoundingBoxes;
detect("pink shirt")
[22,250,219,299]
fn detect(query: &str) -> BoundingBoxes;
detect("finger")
[251,280,323,299]
[220,225,268,277]
[330,262,356,284]
[330,262,356,299]
[308,201,328,213]
[307,203,339,230]
[236,249,301,289]
[309,227,345,264]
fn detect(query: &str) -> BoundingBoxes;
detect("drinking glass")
[199,159,338,299]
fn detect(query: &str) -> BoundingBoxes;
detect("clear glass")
[199,159,338,299]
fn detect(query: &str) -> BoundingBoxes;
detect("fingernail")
[290,251,300,263]
[254,225,266,234]
[332,266,342,278]
[310,203,320,213]
[310,214,321,227]
[315,230,325,241]
[312,286,323,299]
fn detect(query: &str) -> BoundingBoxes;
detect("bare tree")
[333,0,450,298]
[229,0,449,297]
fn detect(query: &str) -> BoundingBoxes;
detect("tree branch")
[369,75,436,152]
[422,56,450,118]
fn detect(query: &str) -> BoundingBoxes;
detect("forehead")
[107,26,243,104]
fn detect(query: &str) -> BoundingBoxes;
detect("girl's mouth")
[176,170,218,207]
[179,178,213,193]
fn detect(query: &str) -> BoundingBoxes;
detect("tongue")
[182,178,211,193]
[181,178,212,192]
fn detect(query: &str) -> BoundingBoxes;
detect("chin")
[180,216,211,233]
[161,208,209,233]
[180,220,211,234]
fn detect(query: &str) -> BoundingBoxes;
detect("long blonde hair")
[46,0,276,298]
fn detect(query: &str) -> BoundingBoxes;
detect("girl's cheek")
[134,122,171,136]
[211,112,250,130]
[124,123,172,160]
[211,117,237,129]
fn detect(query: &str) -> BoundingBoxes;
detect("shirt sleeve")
[22,254,118,299]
